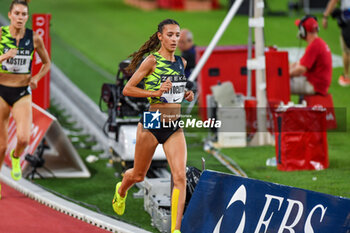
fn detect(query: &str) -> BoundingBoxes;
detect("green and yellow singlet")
[0,26,34,74]
[144,52,187,104]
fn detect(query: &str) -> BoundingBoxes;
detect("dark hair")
[126,19,180,73]
[9,0,30,12]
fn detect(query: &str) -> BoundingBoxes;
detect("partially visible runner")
[0,0,51,199]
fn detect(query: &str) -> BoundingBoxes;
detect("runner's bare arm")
[30,32,51,89]
[0,48,18,63]
[123,55,171,98]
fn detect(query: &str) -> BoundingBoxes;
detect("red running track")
[0,182,110,233]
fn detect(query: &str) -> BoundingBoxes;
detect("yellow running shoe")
[10,149,22,181]
[173,230,181,233]
[112,182,127,215]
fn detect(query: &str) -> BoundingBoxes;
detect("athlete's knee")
[172,170,186,186]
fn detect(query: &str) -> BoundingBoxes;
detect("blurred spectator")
[179,29,196,78]
[289,15,332,96]
[323,0,350,86]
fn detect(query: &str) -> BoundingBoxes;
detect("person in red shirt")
[289,15,333,96]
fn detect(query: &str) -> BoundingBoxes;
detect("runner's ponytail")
[126,19,179,73]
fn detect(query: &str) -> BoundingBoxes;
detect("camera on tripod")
[25,139,53,179]
[25,153,45,168]
[99,59,149,137]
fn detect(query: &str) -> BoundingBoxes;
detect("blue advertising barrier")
[182,170,350,233]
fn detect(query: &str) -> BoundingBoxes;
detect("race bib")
[2,48,32,74]
[160,75,187,103]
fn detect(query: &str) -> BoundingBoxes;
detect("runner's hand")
[29,78,38,90]
[153,78,172,97]
[184,90,194,102]
[5,48,18,59]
